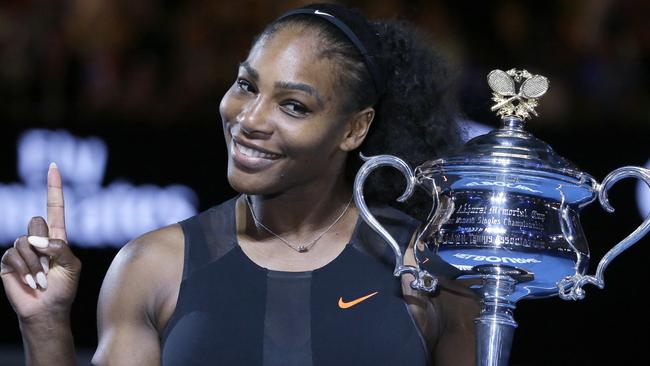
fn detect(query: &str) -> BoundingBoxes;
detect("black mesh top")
[161,196,450,365]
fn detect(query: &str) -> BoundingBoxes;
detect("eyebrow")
[239,61,259,81]
[274,81,325,108]
[239,61,325,108]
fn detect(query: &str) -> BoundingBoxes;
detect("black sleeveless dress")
[161,197,453,365]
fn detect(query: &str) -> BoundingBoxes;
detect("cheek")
[219,88,239,128]
[281,124,343,164]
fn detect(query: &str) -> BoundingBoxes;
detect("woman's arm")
[19,312,77,365]
[1,163,182,365]
[92,225,183,365]
[1,164,80,366]
[431,278,480,366]
[402,232,479,365]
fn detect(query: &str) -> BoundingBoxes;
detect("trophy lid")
[418,69,598,204]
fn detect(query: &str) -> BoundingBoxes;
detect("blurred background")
[0,0,648,364]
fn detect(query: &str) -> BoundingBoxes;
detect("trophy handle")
[556,186,589,278]
[353,154,438,292]
[558,166,650,300]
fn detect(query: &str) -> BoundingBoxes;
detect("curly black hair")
[260,10,464,220]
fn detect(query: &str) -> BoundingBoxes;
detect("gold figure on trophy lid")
[488,68,549,120]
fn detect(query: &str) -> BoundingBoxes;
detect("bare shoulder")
[101,223,185,319]
[92,224,185,365]
[117,224,184,268]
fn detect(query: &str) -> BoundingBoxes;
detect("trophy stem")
[500,116,526,131]
[475,272,518,366]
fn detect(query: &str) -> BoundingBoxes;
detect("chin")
[226,166,281,196]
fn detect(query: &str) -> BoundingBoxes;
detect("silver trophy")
[353,68,650,366]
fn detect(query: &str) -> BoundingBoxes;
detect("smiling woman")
[222,26,358,198]
[1,3,477,366]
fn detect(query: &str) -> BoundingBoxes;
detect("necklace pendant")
[244,194,353,255]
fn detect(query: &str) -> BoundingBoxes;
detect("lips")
[230,139,283,171]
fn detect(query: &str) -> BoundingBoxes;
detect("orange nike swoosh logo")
[338,291,379,309]
[421,257,430,264]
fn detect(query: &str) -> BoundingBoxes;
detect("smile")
[230,139,283,171]
[233,140,282,159]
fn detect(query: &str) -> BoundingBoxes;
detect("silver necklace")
[244,194,354,253]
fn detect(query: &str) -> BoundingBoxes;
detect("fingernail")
[40,257,50,274]
[36,272,48,289]
[25,274,37,290]
[27,236,49,248]
[49,162,58,170]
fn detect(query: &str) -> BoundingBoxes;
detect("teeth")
[235,142,279,159]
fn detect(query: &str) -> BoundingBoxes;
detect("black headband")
[275,4,386,97]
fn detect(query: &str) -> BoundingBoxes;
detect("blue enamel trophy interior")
[416,117,599,301]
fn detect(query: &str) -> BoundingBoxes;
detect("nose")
[236,95,273,138]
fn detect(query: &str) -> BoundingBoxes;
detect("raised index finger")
[47,162,67,243]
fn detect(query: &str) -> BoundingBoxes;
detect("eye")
[281,100,311,117]
[236,78,256,94]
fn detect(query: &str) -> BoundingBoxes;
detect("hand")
[1,163,81,323]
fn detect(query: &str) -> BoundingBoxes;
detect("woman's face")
[220,26,359,196]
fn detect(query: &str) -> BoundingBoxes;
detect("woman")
[1,3,478,365]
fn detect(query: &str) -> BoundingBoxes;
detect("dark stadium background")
[1,1,648,364]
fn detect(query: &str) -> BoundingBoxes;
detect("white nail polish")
[40,257,50,274]
[49,162,58,170]
[36,272,48,289]
[27,236,49,248]
[25,274,37,290]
